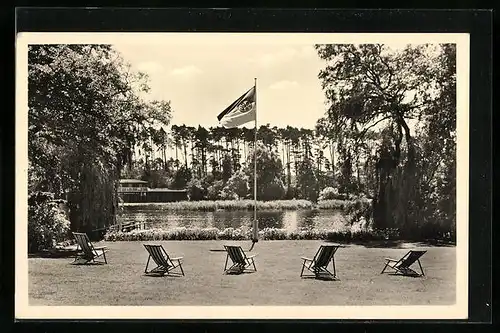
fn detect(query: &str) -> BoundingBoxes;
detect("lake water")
[117,207,351,232]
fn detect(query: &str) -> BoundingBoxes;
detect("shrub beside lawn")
[104,226,400,242]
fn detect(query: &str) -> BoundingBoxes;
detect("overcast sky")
[113,42,327,130]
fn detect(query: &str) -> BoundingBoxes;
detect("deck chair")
[143,244,184,276]
[72,232,108,265]
[381,250,427,277]
[223,245,257,274]
[300,244,341,279]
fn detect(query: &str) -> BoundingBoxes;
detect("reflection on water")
[118,207,350,232]
[300,210,318,230]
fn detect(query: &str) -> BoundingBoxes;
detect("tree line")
[124,124,379,203]
[27,42,456,250]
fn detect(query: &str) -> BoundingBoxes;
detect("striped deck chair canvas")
[72,232,108,265]
[381,250,427,277]
[143,244,184,276]
[300,244,342,279]
[223,245,257,274]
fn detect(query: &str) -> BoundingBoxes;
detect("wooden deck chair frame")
[72,232,108,265]
[143,244,184,276]
[381,250,427,277]
[223,245,257,274]
[300,244,341,279]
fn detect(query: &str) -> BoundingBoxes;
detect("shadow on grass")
[224,270,257,276]
[143,273,184,278]
[417,239,456,247]
[384,273,426,279]
[70,261,107,266]
[28,249,79,259]
[301,275,339,281]
[325,239,455,248]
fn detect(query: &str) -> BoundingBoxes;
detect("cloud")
[269,80,299,90]
[170,65,203,77]
[136,61,164,73]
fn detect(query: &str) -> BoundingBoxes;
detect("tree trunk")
[175,145,178,170]
[399,115,417,234]
[190,141,194,170]
[243,141,247,161]
[183,141,188,168]
[332,147,336,182]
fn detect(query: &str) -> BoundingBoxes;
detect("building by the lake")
[118,179,188,203]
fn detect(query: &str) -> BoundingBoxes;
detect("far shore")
[119,198,360,211]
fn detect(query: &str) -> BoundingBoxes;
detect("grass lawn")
[28,240,455,306]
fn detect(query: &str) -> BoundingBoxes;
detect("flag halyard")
[217,86,256,128]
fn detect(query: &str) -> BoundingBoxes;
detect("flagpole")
[212,81,260,253]
[252,78,258,246]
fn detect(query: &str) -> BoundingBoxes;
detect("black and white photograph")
[16,32,469,319]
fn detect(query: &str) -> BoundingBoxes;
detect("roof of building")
[119,179,148,184]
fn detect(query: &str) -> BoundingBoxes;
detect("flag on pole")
[217,87,256,128]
